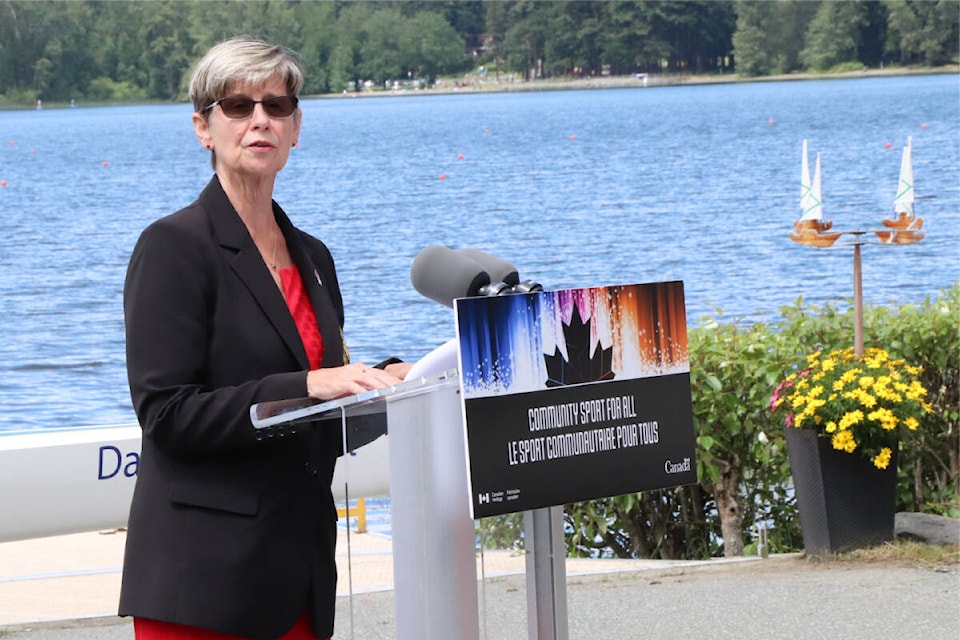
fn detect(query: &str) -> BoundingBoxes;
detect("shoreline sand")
[320,65,959,99]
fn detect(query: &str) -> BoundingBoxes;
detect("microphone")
[513,279,544,293]
[458,248,543,294]
[410,245,545,307]
[456,249,519,287]
[410,245,491,307]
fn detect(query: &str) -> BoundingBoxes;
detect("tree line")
[0,0,956,105]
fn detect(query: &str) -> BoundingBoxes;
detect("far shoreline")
[318,65,959,99]
[2,66,956,110]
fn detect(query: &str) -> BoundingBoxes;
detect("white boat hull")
[0,425,390,543]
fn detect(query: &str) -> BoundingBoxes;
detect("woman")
[119,36,409,640]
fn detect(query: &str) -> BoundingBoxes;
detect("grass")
[807,540,960,569]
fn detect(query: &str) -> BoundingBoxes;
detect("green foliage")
[800,1,868,72]
[828,62,869,73]
[1,1,953,105]
[884,0,960,65]
[87,77,148,102]
[476,513,525,551]
[734,0,956,76]
[733,0,819,76]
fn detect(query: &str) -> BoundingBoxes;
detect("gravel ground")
[2,554,957,640]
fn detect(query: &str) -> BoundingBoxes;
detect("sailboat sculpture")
[790,139,841,247]
[876,136,924,244]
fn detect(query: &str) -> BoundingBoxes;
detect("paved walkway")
[0,527,957,639]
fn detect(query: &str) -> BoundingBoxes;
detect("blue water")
[1,74,957,431]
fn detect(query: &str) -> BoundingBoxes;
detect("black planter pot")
[784,427,897,555]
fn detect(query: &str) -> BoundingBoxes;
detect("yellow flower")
[840,369,861,384]
[872,447,893,470]
[777,347,930,466]
[838,410,864,431]
[832,430,858,453]
[868,407,898,431]
[906,381,928,401]
[858,392,877,408]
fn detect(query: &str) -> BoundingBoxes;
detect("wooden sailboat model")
[876,137,924,244]
[791,139,841,247]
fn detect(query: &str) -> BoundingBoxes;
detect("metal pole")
[853,241,864,358]
[524,506,569,640]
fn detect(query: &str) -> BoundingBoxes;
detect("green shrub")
[87,77,147,101]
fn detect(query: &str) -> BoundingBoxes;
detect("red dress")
[134,266,328,640]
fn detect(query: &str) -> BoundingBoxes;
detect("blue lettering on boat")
[98,445,139,479]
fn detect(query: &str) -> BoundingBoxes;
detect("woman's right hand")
[306,363,403,400]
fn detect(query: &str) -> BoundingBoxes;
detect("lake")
[0,74,957,431]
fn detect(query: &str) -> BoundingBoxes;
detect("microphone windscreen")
[411,245,491,307]
[456,249,519,287]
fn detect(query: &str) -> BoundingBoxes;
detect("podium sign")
[456,281,697,519]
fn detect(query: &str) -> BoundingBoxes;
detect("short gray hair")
[189,36,304,114]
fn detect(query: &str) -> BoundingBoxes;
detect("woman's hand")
[383,361,413,380]
[306,363,404,400]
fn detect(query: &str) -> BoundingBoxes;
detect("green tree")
[402,11,470,83]
[135,1,194,100]
[733,0,817,76]
[601,1,664,74]
[91,1,152,91]
[884,0,960,65]
[0,0,96,100]
[358,7,407,85]
[295,1,338,94]
[800,1,868,71]
[324,2,373,91]
[543,1,604,77]
[496,0,549,80]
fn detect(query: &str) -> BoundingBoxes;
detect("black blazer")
[119,176,345,639]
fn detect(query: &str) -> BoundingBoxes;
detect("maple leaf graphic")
[544,304,615,387]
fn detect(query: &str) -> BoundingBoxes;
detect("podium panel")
[252,371,478,640]
[387,380,479,638]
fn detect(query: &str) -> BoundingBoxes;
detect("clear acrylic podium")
[251,370,480,640]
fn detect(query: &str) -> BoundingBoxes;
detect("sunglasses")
[203,95,299,119]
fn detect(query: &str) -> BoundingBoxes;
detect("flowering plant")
[770,347,932,470]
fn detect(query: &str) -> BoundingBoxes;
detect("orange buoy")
[457,154,464,160]
[31,148,36,153]
[920,123,927,129]
[484,128,490,134]
[8,141,13,146]
[438,174,447,180]
[768,119,774,125]
[885,142,892,148]
[569,135,576,140]
[1,181,7,187]
[102,161,109,167]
